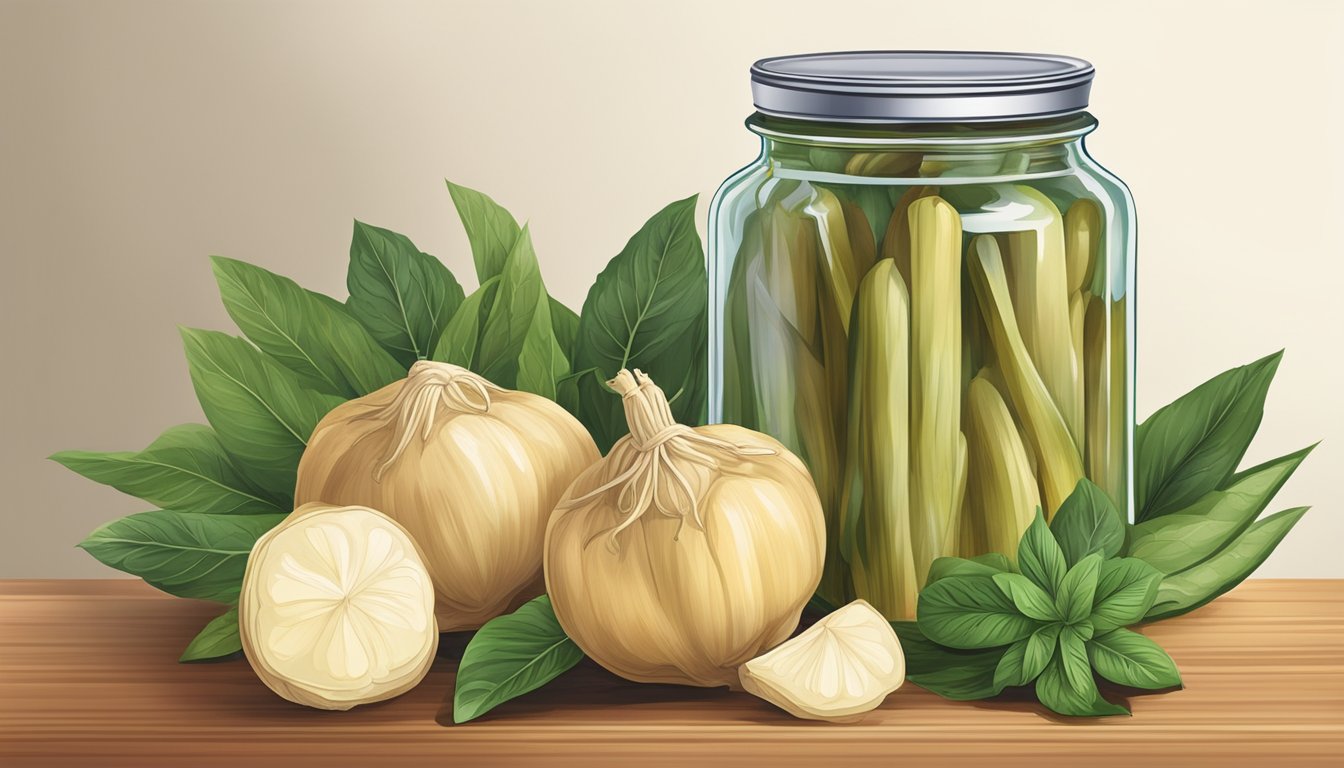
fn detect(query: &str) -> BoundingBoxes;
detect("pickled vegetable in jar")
[707,52,1135,619]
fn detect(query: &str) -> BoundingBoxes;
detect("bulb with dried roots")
[294,361,600,631]
[544,369,826,688]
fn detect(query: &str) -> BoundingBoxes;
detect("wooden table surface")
[1,579,1340,768]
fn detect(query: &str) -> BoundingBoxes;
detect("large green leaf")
[992,573,1060,622]
[475,227,568,395]
[211,256,403,398]
[179,606,242,662]
[432,275,501,368]
[572,195,707,451]
[79,510,285,603]
[1089,557,1163,634]
[549,299,580,364]
[1127,444,1314,574]
[180,328,343,496]
[447,180,522,284]
[927,553,1014,585]
[1050,479,1125,567]
[917,574,1041,650]
[1087,629,1181,690]
[1145,507,1309,621]
[1134,351,1281,522]
[894,621,1009,701]
[453,596,584,723]
[993,623,1060,690]
[51,424,286,514]
[345,220,464,365]
[1034,632,1128,717]
[1016,510,1068,596]
[1055,553,1102,625]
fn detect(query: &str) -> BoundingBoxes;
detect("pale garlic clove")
[240,502,439,710]
[738,600,905,722]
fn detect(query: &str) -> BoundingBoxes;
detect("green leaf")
[211,256,404,398]
[992,573,1061,621]
[467,227,570,396]
[1016,509,1067,596]
[1127,444,1315,574]
[1088,629,1182,690]
[1025,623,1062,678]
[1035,633,1129,717]
[1050,479,1125,567]
[345,220,464,365]
[1135,351,1281,522]
[51,424,285,515]
[572,196,708,451]
[1090,557,1163,634]
[894,622,1009,701]
[993,623,1059,690]
[993,638,1032,691]
[453,596,584,724]
[917,574,1042,650]
[1056,553,1103,625]
[550,299,580,363]
[78,510,285,603]
[432,275,501,368]
[555,366,594,419]
[515,323,568,399]
[179,606,242,662]
[1146,507,1310,621]
[928,553,1013,585]
[447,180,521,284]
[179,328,344,496]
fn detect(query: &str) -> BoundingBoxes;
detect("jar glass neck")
[749,112,1097,180]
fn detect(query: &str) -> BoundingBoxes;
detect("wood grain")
[1,579,1340,768]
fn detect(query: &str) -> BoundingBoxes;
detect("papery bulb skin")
[544,369,825,688]
[295,361,600,631]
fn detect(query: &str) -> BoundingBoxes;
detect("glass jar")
[707,52,1135,620]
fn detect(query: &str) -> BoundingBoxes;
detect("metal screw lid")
[750,51,1095,124]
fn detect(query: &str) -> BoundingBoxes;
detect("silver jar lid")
[750,51,1094,123]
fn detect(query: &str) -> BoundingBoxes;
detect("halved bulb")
[739,600,905,722]
[240,503,439,710]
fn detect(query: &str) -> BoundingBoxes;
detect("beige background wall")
[1,0,1340,578]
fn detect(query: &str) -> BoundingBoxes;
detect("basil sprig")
[909,482,1179,717]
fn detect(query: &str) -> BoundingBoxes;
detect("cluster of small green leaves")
[903,482,1178,717]
[52,182,709,661]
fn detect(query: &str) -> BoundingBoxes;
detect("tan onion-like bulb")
[295,361,600,631]
[545,369,826,688]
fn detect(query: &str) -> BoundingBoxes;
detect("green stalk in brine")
[907,196,963,582]
[1001,186,1083,449]
[722,210,764,430]
[841,259,917,620]
[802,185,876,333]
[846,185,895,252]
[745,199,851,606]
[844,151,922,178]
[1065,199,1101,427]
[968,234,1083,518]
[881,185,938,286]
[805,185,877,439]
[1085,295,1127,511]
[962,371,1041,560]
